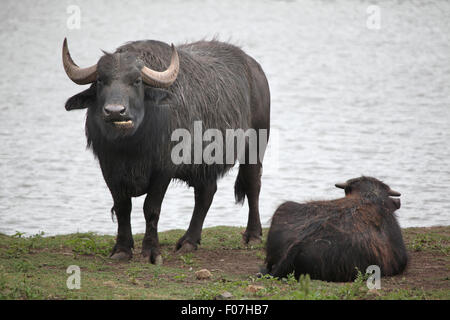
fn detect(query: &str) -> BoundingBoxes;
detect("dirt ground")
[381,226,449,292]
[161,226,449,291]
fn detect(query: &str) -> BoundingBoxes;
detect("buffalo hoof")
[242,232,262,245]
[141,249,163,265]
[175,240,197,253]
[110,251,132,261]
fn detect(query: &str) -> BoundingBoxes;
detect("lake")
[0,0,449,236]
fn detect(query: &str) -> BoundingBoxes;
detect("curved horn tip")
[388,189,401,197]
[62,37,97,85]
[62,37,71,56]
[140,43,180,88]
[170,44,179,62]
[335,183,347,189]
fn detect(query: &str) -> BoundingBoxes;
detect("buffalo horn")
[62,38,98,85]
[388,189,401,197]
[141,44,179,88]
[335,183,348,189]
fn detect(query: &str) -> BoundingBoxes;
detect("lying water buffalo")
[264,177,408,282]
[62,38,270,263]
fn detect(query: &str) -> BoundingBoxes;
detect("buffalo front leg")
[176,182,217,252]
[142,178,170,264]
[110,197,133,261]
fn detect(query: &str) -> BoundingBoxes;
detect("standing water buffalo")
[62,38,270,263]
[264,177,408,282]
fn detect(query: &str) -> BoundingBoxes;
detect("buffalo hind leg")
[110,197,133,261]
[176,182,217,252]
[142,177,170,264]
[236,163,263,244]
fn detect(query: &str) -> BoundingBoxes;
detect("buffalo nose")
[103,104,126,117]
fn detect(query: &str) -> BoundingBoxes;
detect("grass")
[0,226,448,300]
[409,233,449,255]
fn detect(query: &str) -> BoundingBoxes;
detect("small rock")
[195,269,212,280]
[215,291,233,300]
[246,285,265,293]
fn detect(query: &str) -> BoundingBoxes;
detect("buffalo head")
[62,38,179,140]
[335,176,401,210]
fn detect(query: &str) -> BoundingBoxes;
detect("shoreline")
[1,223,449,238]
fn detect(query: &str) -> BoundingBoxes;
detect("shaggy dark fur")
[64,39,270,263]
[263,177,408,282]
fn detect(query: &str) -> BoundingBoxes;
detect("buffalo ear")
[65,84,97,111]
[145,88,174,106]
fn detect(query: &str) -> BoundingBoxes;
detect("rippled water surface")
[0,0,449,236]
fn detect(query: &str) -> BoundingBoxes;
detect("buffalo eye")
[133,78,142,86]
[97,78,104,86]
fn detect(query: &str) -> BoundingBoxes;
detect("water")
[0,0,449,236]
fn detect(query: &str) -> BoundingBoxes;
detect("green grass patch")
[0,226,448,300]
